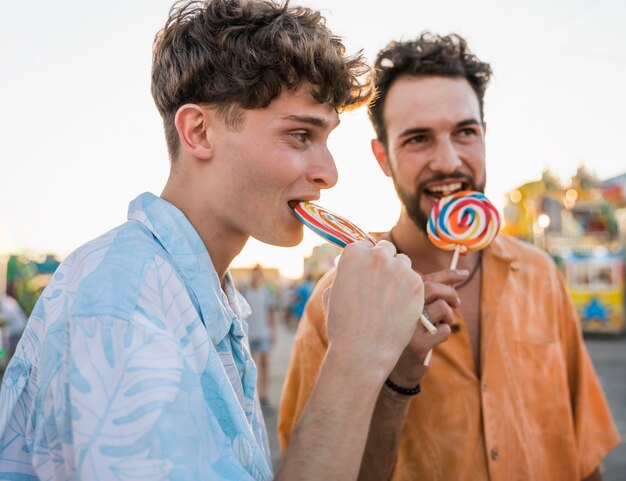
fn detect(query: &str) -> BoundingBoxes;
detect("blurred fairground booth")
[503,166,626,335]
[0,254,61,370]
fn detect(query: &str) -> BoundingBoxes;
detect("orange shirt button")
[482,383,488,392]
[491,447,500,461]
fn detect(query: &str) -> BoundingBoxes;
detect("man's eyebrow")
[283,115,339,129]
[457,118,482,127]
[398,127,430,139]
[397,118,482,138]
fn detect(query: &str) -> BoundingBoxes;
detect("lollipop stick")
[420,311,436,365]
[423,349,433,366]
[450,245,461,270]
[420,312,437,334]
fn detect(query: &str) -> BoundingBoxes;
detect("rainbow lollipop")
[293,201,376,247]
[294,201,437,334]
[427,190,501,269]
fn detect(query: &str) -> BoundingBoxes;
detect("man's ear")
[175,104,214,160]
[371,139,392,177]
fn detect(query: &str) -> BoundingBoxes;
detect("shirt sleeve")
[277,271,334,452]
[35,314,258,481]
[555,270,621,478]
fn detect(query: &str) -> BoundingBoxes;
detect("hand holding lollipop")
[294,201,437,334]
[427,190,501,269]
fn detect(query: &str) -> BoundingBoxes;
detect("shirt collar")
[127,192,245,344]
[483,234,516,268]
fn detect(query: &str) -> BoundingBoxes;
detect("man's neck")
[161,182,248,281]
[389,212,480,274]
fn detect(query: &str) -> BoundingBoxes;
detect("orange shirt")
[278,235,620,481]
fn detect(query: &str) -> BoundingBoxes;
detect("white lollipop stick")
[421,312,436,365]
[424,349,433,367]
[420,313,437,334]
[450,244,461,270]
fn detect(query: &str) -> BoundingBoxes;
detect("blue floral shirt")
[0,193,272,480]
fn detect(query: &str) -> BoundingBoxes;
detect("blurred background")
[1,0,625,477]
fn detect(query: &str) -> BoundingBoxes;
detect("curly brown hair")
[368,33,492,147]
[152,0,372,159]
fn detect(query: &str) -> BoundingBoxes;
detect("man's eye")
[406,134,428,144]
[292,131,309,143]
[458,128,477,137]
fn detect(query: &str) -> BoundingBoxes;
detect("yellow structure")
[564,251,625,334]
[502,169,566,243]
[502,166,625,334]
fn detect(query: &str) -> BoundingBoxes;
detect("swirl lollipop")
[427,190,501,269]
[293,201,376,248]
[294,201,437,334]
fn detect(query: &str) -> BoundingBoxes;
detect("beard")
[392,172,486,234]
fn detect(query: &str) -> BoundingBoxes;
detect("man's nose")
[308,149,338,189]
[430,138,462,173]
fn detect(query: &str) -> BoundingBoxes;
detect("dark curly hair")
[152,0,373,159]
[368,33,492,147]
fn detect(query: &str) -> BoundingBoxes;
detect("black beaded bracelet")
[384,377,421,396]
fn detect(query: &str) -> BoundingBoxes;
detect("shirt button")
[482,383,488,392]
[491,447,500,461]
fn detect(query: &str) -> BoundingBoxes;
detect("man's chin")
[254,229,303,248]
[279,237,303,248]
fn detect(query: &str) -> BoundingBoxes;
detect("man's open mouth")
[422,181,468,199]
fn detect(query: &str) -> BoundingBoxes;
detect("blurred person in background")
[290,273,314,323]
[242,265,276,409]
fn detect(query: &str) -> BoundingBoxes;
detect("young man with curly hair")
[0,3,454,480]
[279,33,620,481]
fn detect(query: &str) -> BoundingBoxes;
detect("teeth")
[427,182,462,196]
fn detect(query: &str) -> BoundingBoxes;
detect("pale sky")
[1,0,625,278]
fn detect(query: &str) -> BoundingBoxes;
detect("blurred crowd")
[0,261,315,386]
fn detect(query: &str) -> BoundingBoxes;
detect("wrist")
[387,365,427,388]
[325,345,388,389]
[381,382,417,403]
[384,377,421,397]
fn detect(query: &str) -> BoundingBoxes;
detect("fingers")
[423,281,460,308]
[431,321,452,344]
[374,239,397,256]
[347,239,411,268]
[420,310,437,334]
[417,313,452,349]
[423,299,455,327]
[422,268,470,287]
[345,239,416,282]
[374,241,414,271]
[395,252,412,268]
[422,324,452,369]
[391,319,452,377]
[420,322,452,368]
